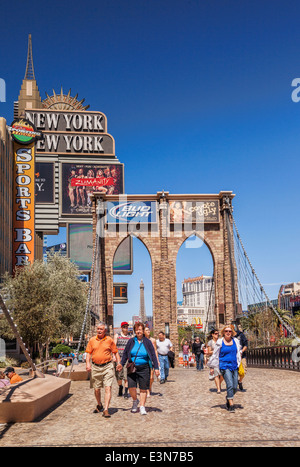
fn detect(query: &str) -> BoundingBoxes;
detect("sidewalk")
[1,367,299,447]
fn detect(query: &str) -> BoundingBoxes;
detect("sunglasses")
[224,330,232,333]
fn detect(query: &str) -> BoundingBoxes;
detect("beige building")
[177,275,215,332]
[279,282,300,314]
[0,118,13,280]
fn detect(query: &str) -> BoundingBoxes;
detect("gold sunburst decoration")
[42,87,90,110]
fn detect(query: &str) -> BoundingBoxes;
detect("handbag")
[238,362,245,378]
[126,341,143,375]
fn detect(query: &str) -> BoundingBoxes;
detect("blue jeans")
[195,353,204,370]
[158,355,169,381]
[220,368,238,399]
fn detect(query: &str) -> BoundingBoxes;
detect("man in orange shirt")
[4,367,23,384]
[86,322,122,418]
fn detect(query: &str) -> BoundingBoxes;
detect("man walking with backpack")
[235,325,248,391]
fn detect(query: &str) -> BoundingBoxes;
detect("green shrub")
[0,357,20,368]
[51,344,72,355]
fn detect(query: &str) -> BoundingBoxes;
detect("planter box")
[0,374,71,423]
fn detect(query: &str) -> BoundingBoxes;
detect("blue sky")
[1,0,300,326]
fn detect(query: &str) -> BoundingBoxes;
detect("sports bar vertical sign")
[9,119,43,269]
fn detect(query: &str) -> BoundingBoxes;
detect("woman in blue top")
[120,322,159,415]
[208,324,242,413]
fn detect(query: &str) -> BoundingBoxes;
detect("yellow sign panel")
[192,317,203,325]
[12,142,35,269]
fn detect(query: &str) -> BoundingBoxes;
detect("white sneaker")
[140,406,147,415]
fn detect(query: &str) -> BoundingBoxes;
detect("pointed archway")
[176,234,215,334]
[113,235,153,329]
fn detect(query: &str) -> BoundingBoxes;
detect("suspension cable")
[224,198,298,339]
[76,231,99,355]
[202,278,214,335]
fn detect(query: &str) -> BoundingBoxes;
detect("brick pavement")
[0,367,299,447]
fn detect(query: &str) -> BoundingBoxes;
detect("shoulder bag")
[126,340,143,375]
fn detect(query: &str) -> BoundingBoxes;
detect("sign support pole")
[0,294,43,378]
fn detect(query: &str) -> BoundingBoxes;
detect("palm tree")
[272,307,294,336]
[241,312,260,347]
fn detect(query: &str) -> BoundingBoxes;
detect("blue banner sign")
[106,201,157,224]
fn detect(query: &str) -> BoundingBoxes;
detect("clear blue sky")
[1,0,300,326]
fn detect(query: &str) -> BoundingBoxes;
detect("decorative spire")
[24,34,35,80]
[139,279,146,323]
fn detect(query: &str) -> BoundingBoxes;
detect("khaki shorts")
[90,361,114,389]
[114,362,128,381]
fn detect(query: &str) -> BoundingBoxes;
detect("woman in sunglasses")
[208,325,242,413]
[207,329,223,393]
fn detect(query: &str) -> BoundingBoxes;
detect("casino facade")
[0,35,124,278]
[0,35,240,349]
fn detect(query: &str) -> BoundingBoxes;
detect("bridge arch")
[112,233,153,327]
[91,192,239,357]
[176,233,215,333]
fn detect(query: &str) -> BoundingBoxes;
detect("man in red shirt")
[86,322,122,418]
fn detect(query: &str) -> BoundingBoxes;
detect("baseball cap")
[121,322,129,327]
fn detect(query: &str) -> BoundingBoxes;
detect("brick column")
[220,194,239,325]
[151,194,179,358]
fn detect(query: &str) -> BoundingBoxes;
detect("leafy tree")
[45,252,87,341]
[293,312,300,337]
[241,306,298,348]
[273,307,294,331]
[178,326,205,346]
[0,252,87,361]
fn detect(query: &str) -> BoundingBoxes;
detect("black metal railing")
[247,345,300,372]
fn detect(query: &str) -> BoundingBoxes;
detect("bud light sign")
[106,201,157,224]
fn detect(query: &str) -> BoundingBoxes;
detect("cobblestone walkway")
[0,367,299,447]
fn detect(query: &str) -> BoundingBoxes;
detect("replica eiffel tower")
[139,279,146,323]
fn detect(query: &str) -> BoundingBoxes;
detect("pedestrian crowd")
[0,322,248,417]
[84,320,248,417]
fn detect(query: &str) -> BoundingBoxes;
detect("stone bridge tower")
[91,191,240,355]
